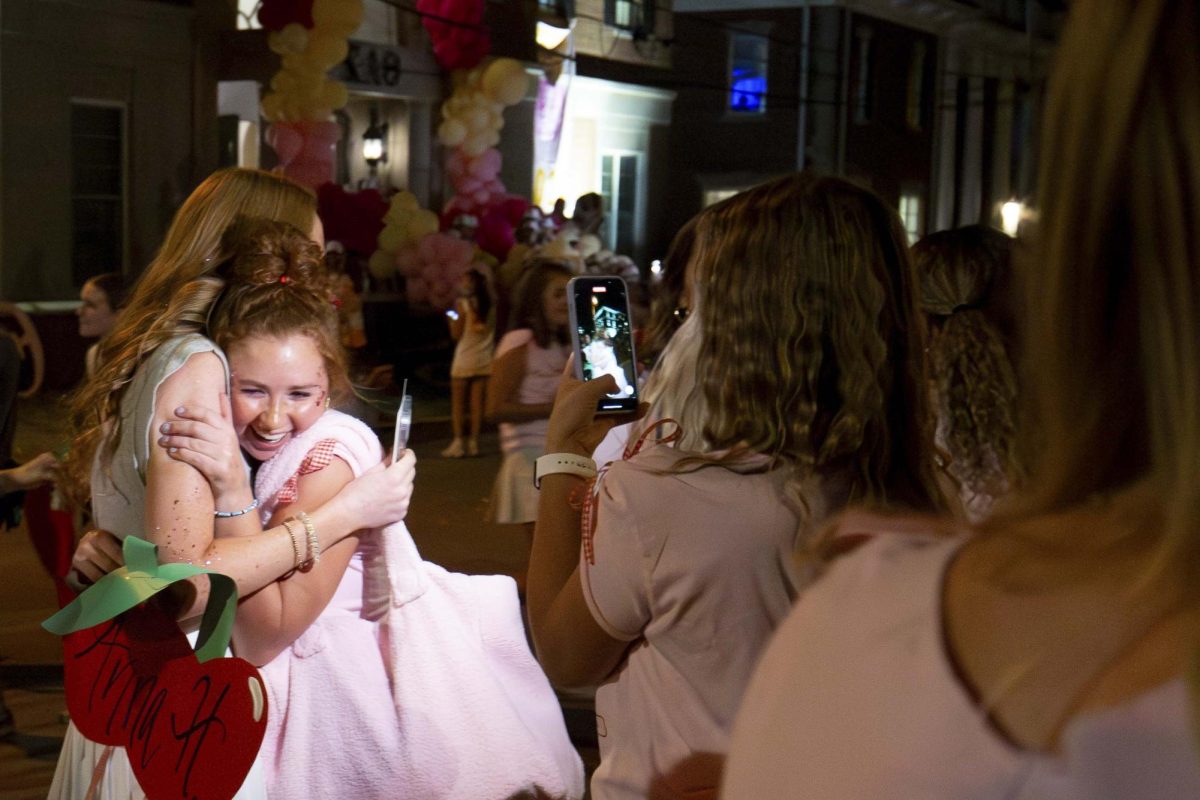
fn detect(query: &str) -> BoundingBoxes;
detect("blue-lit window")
[729,33,768,114]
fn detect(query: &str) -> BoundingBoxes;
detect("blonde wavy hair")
[64,168,316,507]
[207,218,350,405]
[913,225,1018,503]
[1013,0,1200,583]
[638,173,943,513]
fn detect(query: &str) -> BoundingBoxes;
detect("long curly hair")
[913,225,1018,505]
[63,168,316,508]
[206,218,348,403]
[639,172,943,513]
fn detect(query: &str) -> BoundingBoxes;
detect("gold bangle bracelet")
[281,518,303,569]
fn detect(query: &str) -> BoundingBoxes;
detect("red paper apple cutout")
[64,603,268,800]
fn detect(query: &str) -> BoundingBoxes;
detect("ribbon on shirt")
[573,419,681,565]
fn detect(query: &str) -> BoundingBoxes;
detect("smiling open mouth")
[251,429,288,444]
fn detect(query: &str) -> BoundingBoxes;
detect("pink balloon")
[285,157,333,189]
[447,150,468,181]
[267,123,304,167]
[305,120,341,146]
[471,149,502,181]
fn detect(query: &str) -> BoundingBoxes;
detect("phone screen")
[568,276,639,414]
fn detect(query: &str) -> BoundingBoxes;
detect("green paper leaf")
[43,536,239,661]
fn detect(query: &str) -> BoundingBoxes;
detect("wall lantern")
[362,105,387,172]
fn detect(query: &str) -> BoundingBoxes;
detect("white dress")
[50,334,268,800]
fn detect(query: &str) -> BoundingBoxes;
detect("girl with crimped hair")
[157,217,583,799]
[527,172,944,799]
[55,171,418,800]
[913,224,1018,521]
[723,2,1200,797]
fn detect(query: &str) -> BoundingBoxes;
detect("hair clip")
[331,296,343,309]
[279,275,290,284]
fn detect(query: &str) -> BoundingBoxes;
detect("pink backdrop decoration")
[416,0,490,72]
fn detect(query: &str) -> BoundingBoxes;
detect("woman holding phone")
[527,174,945,799]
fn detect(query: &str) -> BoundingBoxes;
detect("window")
[898,190,924,245]
[729,33,768,114]
[71,102,125,285]
[600,153,638,254]
[605,0,653,33]
[852,26,875,124]
[236,0,262,30]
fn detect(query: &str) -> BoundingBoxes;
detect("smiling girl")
[158,218,583,799]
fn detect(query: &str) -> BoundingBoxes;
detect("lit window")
[600,153,638,254]
[898,191,923,245]
[237,0,262,30]
[729,33,768,114]
[606,0,653,32]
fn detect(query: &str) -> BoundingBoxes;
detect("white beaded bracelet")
[214,497,260,518]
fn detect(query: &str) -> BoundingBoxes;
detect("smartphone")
[567,275,639,414]
[392,379,413,464]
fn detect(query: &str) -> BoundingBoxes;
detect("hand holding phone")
[567,276,639,414]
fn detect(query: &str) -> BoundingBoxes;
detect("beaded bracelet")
[214,497,259,518]
[297,511,320,569]
[281,518,303,569]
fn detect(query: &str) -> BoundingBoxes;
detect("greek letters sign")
[334,41,404,91]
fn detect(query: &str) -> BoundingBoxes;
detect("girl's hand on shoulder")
[157,393,249,506]
[546,356,642,457]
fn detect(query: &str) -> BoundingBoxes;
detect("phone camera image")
[570,278,639,413]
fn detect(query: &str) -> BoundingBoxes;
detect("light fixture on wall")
[362,105,387,174]
[1000,199,1024,237]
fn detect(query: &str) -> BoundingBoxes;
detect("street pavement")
[0,390,599,797]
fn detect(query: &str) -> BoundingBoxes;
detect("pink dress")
[723,535,1200,799]
[252,410,583,799]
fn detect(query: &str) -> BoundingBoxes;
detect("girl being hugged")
[56,169,416,800]
[442,267,496,458]
[162,218,583,800]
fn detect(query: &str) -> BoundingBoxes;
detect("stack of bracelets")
[282,511,322,573]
